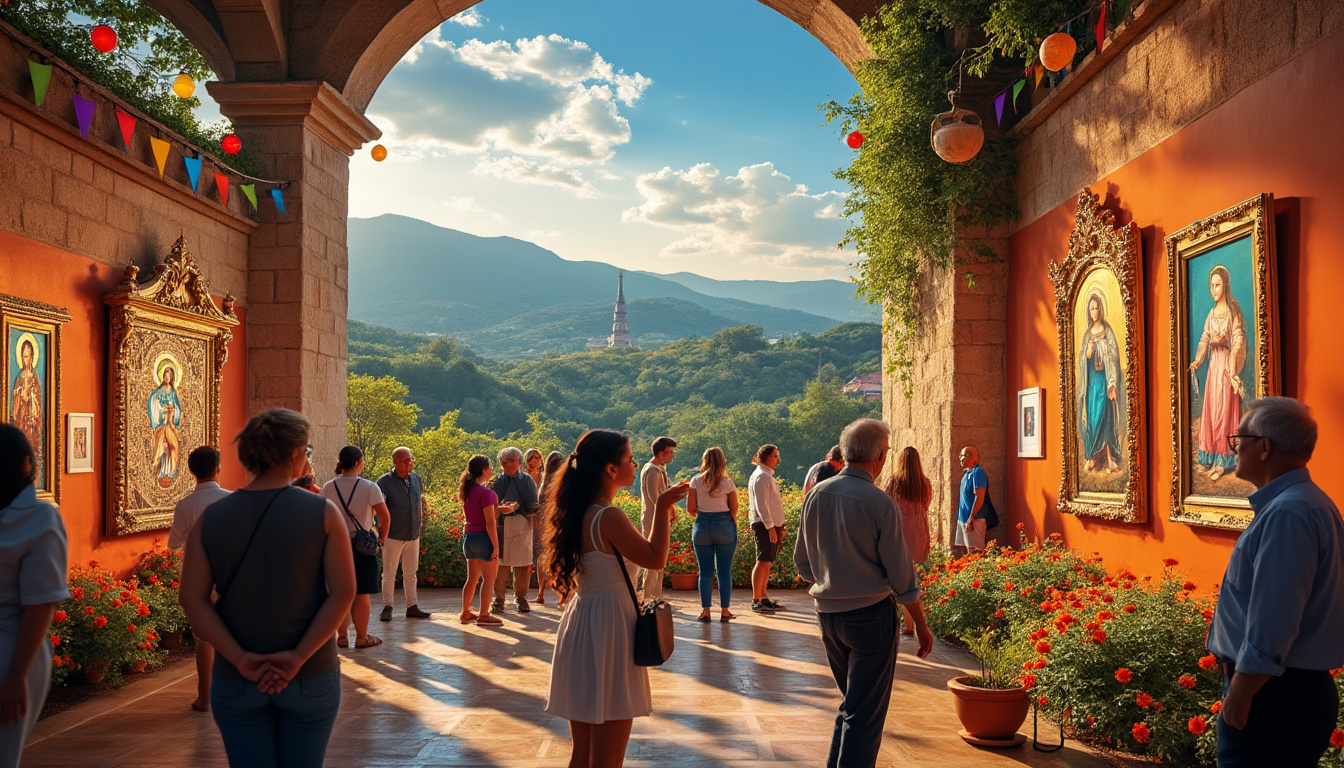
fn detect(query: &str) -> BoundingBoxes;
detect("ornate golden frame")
[104,237,238,535]
[0,293,71,504]
[1166,194,1278,530]
[1048,189,1146,523]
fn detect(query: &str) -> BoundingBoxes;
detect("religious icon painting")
[1048,189,1146,523]
[104,236,237,535]
[0,294,70,503]
[1166,194,1278,530]
[1017,387,1043,458]
[67,413,94,474]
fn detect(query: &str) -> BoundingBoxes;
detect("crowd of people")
[1,396,1341,768]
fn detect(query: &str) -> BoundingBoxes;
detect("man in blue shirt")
[955,446,988,554]
[1208,397,1344,767]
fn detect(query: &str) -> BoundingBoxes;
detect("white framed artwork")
[1017,388,1043,459]
[66,412,94,474]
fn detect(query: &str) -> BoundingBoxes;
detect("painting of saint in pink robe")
[1188,265,1246,482]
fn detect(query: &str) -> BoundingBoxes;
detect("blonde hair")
[698,447,728,497]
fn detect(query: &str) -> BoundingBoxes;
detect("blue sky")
[211,0,861,280]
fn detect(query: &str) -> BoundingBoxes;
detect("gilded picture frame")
[1167,194,1278,530]
[105,236,238,535]
[1048,189,1146,523]
[1,294,70,503]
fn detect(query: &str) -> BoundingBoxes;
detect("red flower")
[1198,654,1218,671]
[52,656,63,667]
[1004,581,1015,591]
[84,606,95,616]
[93,616,107,628]
[137,604,151,618]
[946,589,957,597]
[1163,558,1179,567]
[1020,673,1037,688]
[1178,675,1197,689]
[1183,581,1197,591]
[971,580,981,589]
[1038,695,1048,706]
[53,610,66,624]
[1091,630,1107,644]
[1088,715,1096,727]
[50,634,60,647]
[1035,641,1052,654]
[148,575,158,584]
[1136,692,1153,708]
[170,581,179,589]
[1188,716,1207,735]
[1016,523,1025,530]
[1210,701,1223,714]
[111,599,123,608]
[126,623,137,633]
[1132,722,1151,745]
[1123,604,1137,613]
[994,609,1005,618]
[1330,729,1344,749]
[71,587,84,600]
[1101,594,1114,604]
[120,590,132,601]
[1115,668,1133,684]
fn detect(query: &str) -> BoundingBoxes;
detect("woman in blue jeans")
[687,447,739,622]
[181,409,357,768]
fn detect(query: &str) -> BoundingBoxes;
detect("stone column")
[884,227,1008,549]
[207,82,380,477]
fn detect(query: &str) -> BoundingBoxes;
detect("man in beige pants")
[639,437,677,601]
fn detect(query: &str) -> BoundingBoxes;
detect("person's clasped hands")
[236,650,307,694]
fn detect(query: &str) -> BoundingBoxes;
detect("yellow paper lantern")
[371,144,388,162]
[172,73,196,99]
[930,97,984,164]
[1039,32,1077,72]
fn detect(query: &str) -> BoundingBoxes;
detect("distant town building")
[841,372,883,401]
[609,272,631,348]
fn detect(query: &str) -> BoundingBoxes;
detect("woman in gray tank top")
[180,408,356,768]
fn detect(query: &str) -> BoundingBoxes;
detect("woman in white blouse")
[322,446,391,650]
[687,447,739,622]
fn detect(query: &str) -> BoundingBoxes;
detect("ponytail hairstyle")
[234,408,309,476]
[458,454,492,503]
[0,424,36,511]
[543,429,630,601]
[335,445,363,475]
[699,446,728,497]
[752,444,778,465]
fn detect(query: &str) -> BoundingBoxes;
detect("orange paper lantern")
[371,144,388,162]
[1039,32,1077,72]
[172,73,196,98]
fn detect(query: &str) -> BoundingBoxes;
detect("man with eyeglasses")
[1207,397,1344,767]
[377,446,431,621]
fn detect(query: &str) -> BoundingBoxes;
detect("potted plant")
[59,565,154,685]
[947,631,1031,747]
[665,541,698,591]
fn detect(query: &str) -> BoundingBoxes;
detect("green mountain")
[643,271,878,323]
[347,215,847,356]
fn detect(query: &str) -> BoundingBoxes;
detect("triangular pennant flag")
[240,184,257,211]
[1095,2,1107,53]
[270,187,287,216]
[72,93,95,138]
[993,91,1007,126]
[28,61,52,107]
[1011,79,1026,112]
[183,156,202,192]
[115,106,137,151]
[1033,64,1044,89]
[149,136,171,178]
[214,173,229,208]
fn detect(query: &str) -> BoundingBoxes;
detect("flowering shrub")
[132,541,188,634]
[412,492,469,589]
[53,564,163,685]
[131,541,182,586]
[664,541,697,574]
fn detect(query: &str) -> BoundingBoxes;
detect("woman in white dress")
[0,425,69,767]
[542,429,688,768]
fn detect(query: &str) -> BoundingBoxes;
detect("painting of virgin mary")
[1075,288,1127,492]
[147,356,183,488]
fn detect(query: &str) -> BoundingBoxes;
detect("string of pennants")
[23,54,289,217]
[990,0,1109,127]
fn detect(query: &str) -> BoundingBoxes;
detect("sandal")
[720,610,735,622]
[336,635,349,648]
[460,612,479,624]
[697,611,712,622]
[477,614,503,626]
[354,635,383,649]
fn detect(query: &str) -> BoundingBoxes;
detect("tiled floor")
[26,590,1112,767]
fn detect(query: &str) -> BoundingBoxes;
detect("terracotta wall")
[0,232,249,573]
[1006,26,1344,587]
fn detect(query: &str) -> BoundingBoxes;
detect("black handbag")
[333,478,381,556]
[612,545,675,667]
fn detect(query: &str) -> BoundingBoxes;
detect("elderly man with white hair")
[795,418,932,768]
[1208,397,1344,768]
[490,446,540,613]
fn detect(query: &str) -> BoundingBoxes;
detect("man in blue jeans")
[795,418,932,767]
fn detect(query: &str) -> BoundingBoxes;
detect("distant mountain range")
[347,215,878,358]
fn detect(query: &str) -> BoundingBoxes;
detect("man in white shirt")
[639,437,677,601]
[167,446,231,712]
[748,444,788,614]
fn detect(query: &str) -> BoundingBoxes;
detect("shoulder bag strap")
[333,478,369,533]
[610,544,643,612]
[216,487,289,610]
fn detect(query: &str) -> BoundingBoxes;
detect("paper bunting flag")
[1033,64,1044,89]
[115,107,137,151]
[1011,79,1026,112]
[214,173,229,207]
[240,184,258,211]
[993,92,1006,126]
[1095,2,1107,53]
[72,93,95,138]
[183,156,202,192]
[149,136,171,178]
[271,187,287,216]
[28,61,52,107]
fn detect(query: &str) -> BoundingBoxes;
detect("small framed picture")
[1017,387,1043,458]
[66,413,94,474]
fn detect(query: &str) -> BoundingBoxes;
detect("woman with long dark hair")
[0,425,68,766]
[884,446,932,636]
[543,430,688,767]
[459,455,502,626]
[688,446,738,622]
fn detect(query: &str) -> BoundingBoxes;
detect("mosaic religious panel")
[105,236,238,535]
[0,294,70,503]
[1048,189,1146,523]
[1167,194,1279,530]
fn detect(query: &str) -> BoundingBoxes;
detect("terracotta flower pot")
[947,676,1030,747]
[75,659,110,685]
[160,631,183,650]
[668,572,698,591]
[127,660,148,674]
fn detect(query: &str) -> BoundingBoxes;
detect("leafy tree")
[789,373,875,469]
[346,375,420,477]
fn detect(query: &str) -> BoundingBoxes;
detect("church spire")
[609,272,631,348]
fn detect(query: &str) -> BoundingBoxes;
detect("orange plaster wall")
[1006,28,1344,589]
[0,230,248,575]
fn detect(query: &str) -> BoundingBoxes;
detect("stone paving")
[25,589,1112,767]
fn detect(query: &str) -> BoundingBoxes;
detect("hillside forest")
[347,320,882,487]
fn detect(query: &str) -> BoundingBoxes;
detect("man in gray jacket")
[795,418,932,768]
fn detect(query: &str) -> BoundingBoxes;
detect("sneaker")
[751,600,776,614]
[379,606,393,622]
[516,596,531,613]
[491,596,505,614]
[406,605,431,619]
[765,598,786,611]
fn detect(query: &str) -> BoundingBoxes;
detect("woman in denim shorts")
[459,455,504,625]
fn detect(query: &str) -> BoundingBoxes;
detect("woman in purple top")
[459,455,506,626]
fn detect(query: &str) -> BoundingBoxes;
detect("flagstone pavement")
[26,590,1120,767]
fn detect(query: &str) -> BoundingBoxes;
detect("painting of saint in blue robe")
[1075,291,1126,489]
[147,357,182,488]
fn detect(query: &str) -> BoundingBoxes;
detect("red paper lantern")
[846,131,864,149]
[221,134,242,155]
[91,25,118,53]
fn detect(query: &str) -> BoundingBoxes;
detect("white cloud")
[449,8,485,27]
[472,156,600,198]
[623,162,852,271]
[441,196,483,213]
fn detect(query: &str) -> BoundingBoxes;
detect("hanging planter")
[930,91,984,164]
